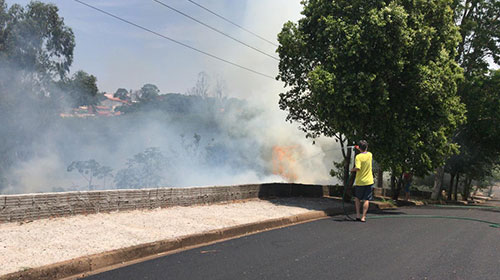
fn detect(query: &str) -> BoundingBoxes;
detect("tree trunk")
[391,172,401,201]
[453,173,460,201]
[390,172,396,199]
[344,147,359,202]
[395,177,403,200]
[377,167,384,196]
[343,147,352,189]
[342,145,354,202]
[462,179,467,201]
[431,166,444,200]
[463,177,472,201]
[448,173,455,201]
[88,175,93,191]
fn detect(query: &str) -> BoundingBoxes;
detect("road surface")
[83,206,500,280]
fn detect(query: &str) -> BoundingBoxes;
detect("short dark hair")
[358,140,368,151]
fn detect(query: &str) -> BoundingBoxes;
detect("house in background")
[101,93,131,112]
[60,93,131,118]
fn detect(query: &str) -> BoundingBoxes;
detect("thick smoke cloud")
[1,71,342,194]
[0,0,343,194]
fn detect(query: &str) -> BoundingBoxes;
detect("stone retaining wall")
[0,183,332,223]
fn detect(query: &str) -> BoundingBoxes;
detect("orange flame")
[272,145,299,182]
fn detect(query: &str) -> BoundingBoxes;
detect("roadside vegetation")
[276,0,499,201]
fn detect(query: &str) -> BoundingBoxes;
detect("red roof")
[104,93,131,104]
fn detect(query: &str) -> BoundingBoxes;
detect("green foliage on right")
[454,0,500,77]
[277,0,466,176]
[444,0,500,188]
[447,70,500,181]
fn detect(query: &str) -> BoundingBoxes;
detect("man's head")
[357,140,368,152]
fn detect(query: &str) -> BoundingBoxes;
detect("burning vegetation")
[272,145,302,183]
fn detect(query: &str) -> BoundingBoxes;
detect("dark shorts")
[354,184,373,201]
[404,182,411,193]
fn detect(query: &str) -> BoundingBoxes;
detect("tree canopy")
[0,0,74,81]
[114,88,130,101]
[277,0,466,176]
[447,70,500,181]
[440,0,500,198]
[454,0,500,77]
[0,0,75,191]
[67,159,113,190]
[114,148,167,189]
[138,83,160,102]
[59,70,100,108]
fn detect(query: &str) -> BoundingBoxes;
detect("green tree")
[0,0,75,101]
[454,0,500,77]
[114,148,167,189]
[0,0,74,82]
[114,88,130,101]
[438,0,500,200]
[138,83,160,102]
[0,0,74,192]
[67,160,113,190]
[277,0,465,188]
[60,70,100,108]
[446,70,500,200]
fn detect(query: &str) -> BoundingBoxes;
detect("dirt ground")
[0,197,341,276]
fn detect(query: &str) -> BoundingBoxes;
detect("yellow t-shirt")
[354,152,374,186]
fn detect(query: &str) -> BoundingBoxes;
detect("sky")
[6,0,303,99]
[6,0,498,98]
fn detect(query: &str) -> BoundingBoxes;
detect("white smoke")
[1,0,344,194]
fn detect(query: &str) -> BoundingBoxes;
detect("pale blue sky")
[6,0,303,98]
[9,1,496,99]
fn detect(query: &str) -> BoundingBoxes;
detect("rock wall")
[0,183,332,223]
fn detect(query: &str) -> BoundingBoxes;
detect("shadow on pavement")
[258,195,345,212]
[408,204,500,214]
[329,208,408,222]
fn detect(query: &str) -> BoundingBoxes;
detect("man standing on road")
[402,172,413,201]
[351,140,374,222]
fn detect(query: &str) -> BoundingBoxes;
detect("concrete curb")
[0,208,346,280]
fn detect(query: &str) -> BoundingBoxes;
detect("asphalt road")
[83,206,500,280]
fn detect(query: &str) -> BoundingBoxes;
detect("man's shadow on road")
[330,208,406,222]
[330,204,500,223]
